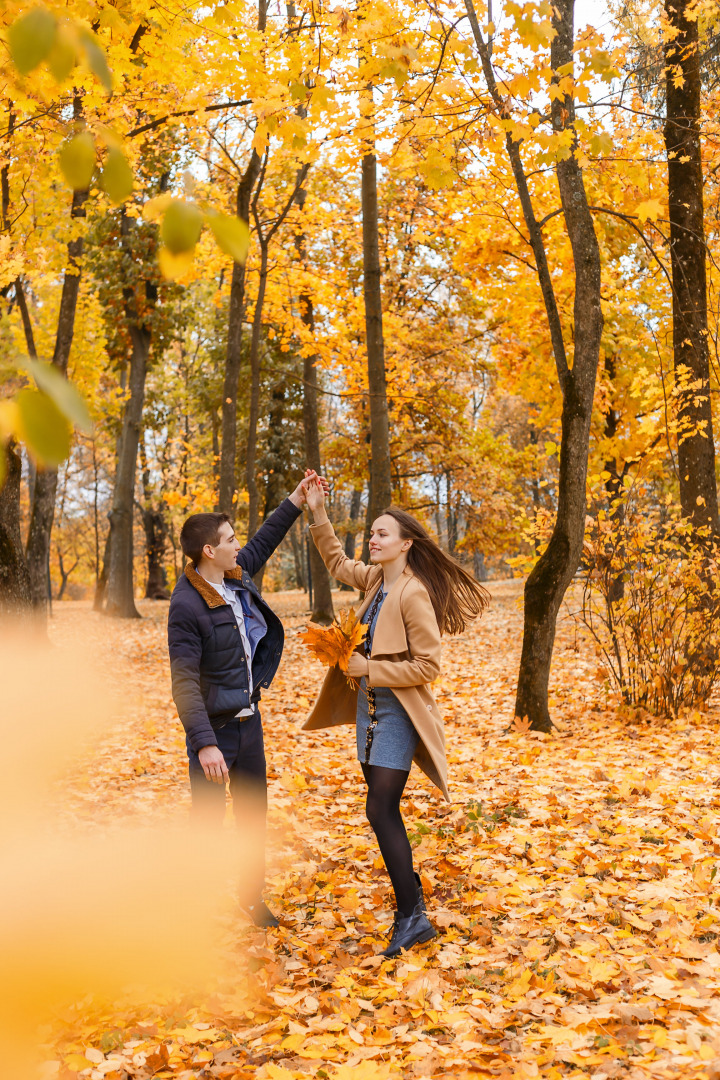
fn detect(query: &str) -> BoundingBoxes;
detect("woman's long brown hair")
[379,507,490,635]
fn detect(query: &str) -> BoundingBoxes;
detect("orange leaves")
[298,607,367,673]
[511,714,533,734]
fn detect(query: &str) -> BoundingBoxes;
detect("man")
[167,471,327,927]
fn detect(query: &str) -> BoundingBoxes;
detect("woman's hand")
[303,474,328,514]
[347,652,369,678]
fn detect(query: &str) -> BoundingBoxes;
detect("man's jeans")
[187,710,267,899]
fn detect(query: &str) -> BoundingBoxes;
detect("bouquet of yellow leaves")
[298,607,367,686]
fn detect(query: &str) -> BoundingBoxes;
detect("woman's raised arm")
[305,479,375,591]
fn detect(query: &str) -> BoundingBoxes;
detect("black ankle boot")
[381,899,436,958]
[414,871,425,911]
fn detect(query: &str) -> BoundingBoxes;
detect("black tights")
[361,763,417,916]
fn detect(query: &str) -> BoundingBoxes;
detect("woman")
[302,480,489,957]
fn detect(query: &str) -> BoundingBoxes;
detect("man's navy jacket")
[167,498,302,752]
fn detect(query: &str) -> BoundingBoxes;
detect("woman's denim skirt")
[356,677,419,771]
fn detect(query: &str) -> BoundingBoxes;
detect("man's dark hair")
[180,513,233,566]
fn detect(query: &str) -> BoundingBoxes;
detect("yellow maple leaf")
[636,198,663,223]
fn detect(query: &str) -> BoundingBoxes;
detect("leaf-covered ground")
[46,580,720,1080]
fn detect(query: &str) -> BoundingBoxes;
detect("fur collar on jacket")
[184,560,245,610]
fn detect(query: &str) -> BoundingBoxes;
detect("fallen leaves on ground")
[39,580,720,1079]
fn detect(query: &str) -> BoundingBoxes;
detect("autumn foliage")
[5,0,720,1074]
[299,608,367,674]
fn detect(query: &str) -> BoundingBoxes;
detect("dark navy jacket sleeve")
[237,497,303,578]
[167,598,218,752]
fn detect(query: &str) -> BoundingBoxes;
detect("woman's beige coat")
[302,519,450,801]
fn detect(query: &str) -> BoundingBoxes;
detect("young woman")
[302,481,489,957]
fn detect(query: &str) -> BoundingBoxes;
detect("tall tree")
[140,439,170,600]
[102,223,154,618]
[244,157,310,540]
[0,440,32,614]
[217,149,262,515]
[295,179,334,622]
[216,0,268,516]
[283,2,335,619]
[24,97,89,613]
[360,90,392,533]
[664,0,719,533]
[465,0,604,731]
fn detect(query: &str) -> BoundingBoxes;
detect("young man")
[167,472,327,927]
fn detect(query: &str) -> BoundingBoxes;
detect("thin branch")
[127,99,252,139]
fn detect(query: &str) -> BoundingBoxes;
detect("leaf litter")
[41,579,720,1079]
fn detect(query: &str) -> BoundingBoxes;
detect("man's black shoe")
[244,900,279,928]
[381,900,436,958]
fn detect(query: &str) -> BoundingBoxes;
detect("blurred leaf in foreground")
[59,132,96,190]
[8,6,57,75]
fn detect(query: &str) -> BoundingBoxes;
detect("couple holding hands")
[167,469,488,958]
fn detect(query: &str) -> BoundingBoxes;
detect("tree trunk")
[514,0,603,731]
[15,277,37,359]
[139,439,170,600]
[25,102,88,614]
[244,156,311,541]
[361,134,392,523]
[0,440,32,614]
[466,0,604,731]
[94,529,111,610]
[601,354,627,605]
[290,519,307,591]
[142,507,170,599]
[1,108,13,233]
[103,324,150,618]
[56,550,78,600]
[92,437,101,589]
[217,151,261,515]
[341,488,362,591]
[664,0,719,533]
[293,184,335,622]
[445,471,457,555]
[245,240,269,542]
[252,380,288,594]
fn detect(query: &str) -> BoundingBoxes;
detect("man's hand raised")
[198,745,229,784]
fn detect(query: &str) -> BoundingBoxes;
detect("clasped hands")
[289,469,330,509]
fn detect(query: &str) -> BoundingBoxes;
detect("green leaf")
[24,359,92,432]
[161,200,203,255]
[100,148,134,204]
[8,6,57,75]
[207,212,250,263]
[15,389,72,467]
[59,132,96,191]
[78,27,113,92]
[48,28,77,82]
